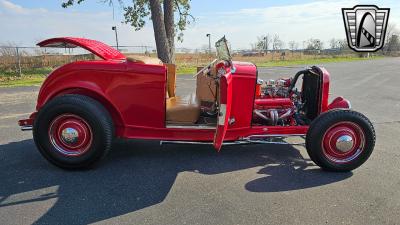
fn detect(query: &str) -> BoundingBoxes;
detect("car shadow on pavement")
[0,139,352,224]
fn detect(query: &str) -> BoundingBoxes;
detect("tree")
[261,34,271,53]
[288,41,298,55]
[270,34,284,60]
[304,38,323,56]
[386,34,400,54]
[62,0,194,64]
[305,38,323,51]
[329,38,340,49]
[272,34,284,51]
[200,44,210,54]
[383,23,399,54]
[337,38,349,53]
[252,34,271,53]
[384,23,397,48]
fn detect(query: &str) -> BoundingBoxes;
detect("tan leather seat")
[196,66,217,104]
[165,64,176,98]
[126,55,163,65]
[166,94,200,123]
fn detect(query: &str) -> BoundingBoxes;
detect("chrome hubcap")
[49,114,93,157]
[335,135,354,152]
[61,127,79,145]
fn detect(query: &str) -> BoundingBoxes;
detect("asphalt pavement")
[0,58,399,225]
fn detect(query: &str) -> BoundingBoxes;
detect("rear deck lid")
[37,37,126,61]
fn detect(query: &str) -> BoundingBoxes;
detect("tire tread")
[33,94,114,169]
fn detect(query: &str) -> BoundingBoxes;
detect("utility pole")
[206,34,211,54]
[263,36,268,53]
[112,26,119,50]
[16,47,21,76]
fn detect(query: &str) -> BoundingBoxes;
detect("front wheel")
[33,94,114,169]
[306,110,376,172]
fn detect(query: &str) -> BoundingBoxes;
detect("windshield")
[215,36,232,61]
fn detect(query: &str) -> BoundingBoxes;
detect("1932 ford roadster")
[19,37,375,171]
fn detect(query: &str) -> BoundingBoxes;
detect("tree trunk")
[164,0,175,64]
[149,0,171,63]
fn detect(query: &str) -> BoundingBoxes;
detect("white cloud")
[178,0,400,49]
[0,0,399,50]
[1,0,26,13]
[178,0,361,49]
[0,0,155,47]
[0,0,46,14]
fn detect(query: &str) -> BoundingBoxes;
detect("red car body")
[20,37,376,172]
[19,37,350,150]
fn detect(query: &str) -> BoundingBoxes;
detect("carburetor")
[263,78,291,98]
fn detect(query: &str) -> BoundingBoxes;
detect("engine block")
[253,78,297,126]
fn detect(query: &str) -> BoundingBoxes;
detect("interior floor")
[166,113,217,128]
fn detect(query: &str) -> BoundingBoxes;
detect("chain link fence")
[0,44,391,78]
[0,45,223,77]
[0,45,156,77]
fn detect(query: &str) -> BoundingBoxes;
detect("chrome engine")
[253,67,326,126]
[253,78,301,126]
[264,78,291,98]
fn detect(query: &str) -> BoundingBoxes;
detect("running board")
[160,134,305,146]
[160,140,251,146]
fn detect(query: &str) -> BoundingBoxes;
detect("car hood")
[37,37,126,61]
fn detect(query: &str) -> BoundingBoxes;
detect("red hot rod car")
[19,37,375,171]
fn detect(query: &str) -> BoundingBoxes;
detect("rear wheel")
[33,95,114,169]
[306,110,375,172]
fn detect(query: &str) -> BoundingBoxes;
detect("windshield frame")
[215,36,232,61]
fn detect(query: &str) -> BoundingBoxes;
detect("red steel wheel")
[48,114,93,157]
[321,122,365,164]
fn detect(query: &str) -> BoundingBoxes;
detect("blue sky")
[0,0,398,49]
[11,0,318,14]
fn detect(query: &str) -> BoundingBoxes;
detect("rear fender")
[38,86,125,136]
